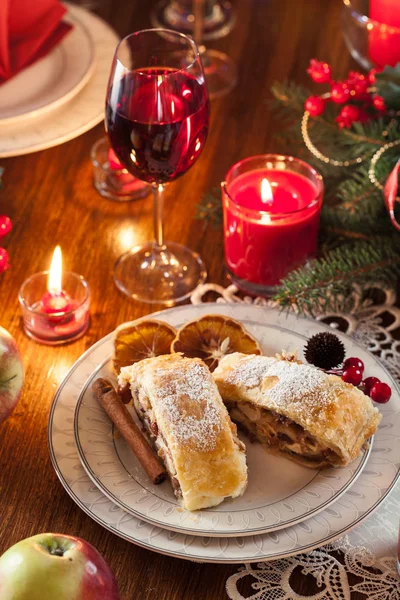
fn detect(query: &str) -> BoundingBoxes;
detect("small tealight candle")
[18,247,90,345]
[222,154,323,296]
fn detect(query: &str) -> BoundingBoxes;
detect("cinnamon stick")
[92,378,166,485]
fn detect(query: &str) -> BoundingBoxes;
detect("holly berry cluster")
[304,59,386,129]
[332,357,392,404]
[304,332,392,403]
[0,214,11,274]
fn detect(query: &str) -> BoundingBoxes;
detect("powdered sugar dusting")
[227,356,276,388]
[152,360,223,451]
[227,356,331,414]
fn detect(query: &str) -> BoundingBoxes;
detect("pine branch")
[273,241,400,316]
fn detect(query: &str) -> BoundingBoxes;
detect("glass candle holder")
[342,0,400,69]
[18,272,90,345]
[91,137,150,202]
[222,155,323,297]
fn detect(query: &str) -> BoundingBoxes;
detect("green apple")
[0,533,120,600]
[0,326,23,424]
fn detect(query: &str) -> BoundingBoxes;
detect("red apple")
[0,326,23,424]
[0,533,120,599]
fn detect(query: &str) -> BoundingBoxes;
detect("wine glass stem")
[153,183,165,248]
[193,0,205,47]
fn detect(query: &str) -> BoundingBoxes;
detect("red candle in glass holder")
[369,0,400,67]
[18,246,90,345]
[222,155,323,295]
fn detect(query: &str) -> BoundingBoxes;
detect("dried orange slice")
[171,314,262,371]
[113,319,177,373]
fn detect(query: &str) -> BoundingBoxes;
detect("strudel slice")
[118,354,248,511]
[213,353,381,468]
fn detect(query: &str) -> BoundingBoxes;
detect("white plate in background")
[0,11,95,124]
[0,4,119,157]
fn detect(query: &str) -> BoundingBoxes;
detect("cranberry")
[370,382,392,403]
[342,366,363,386]
[363,376,380,395]
[305,96,326,116]
[343,357,364,372]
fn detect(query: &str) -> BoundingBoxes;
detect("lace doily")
[191,283,400,599]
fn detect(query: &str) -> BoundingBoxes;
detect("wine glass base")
[114,242,207,305]
[150,0,235,41]
[202,49,237,99]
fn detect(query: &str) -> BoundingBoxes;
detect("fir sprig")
[272,241,400,316]
[194,187,222,229]
[194,73,400,315]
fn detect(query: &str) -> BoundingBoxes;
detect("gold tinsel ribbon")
[301,106,400,230]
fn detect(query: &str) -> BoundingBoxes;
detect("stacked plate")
[0,4,119,158]
[48,303,400,563]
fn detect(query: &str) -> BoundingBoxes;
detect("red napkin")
[0,0,73,84]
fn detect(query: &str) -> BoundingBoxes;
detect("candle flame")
[261,178,273,203]
[48,246,63,295]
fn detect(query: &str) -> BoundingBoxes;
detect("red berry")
[370,382,392,403]
[363,376,380,393]
[330,82,350,104]
[343,357,365,372]
[368,67,383,85]
[342,366,363,386]
[373,95,386,111]
[346,71,369,98]
[305,96,326,116]
[307,59,332,83]
[335,105,361,128]
[0,215,12,239]
[0,247,10,273]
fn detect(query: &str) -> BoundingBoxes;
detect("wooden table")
[0,0,361,597]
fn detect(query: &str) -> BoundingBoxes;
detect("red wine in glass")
[105,29,209,304]
[106,68,209,184]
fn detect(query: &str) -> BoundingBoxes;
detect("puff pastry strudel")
[213,353,381,468]
[118,354,248,510]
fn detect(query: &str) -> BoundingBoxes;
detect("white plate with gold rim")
[0,8,95,124]
[48,304,400,561]
[73,311,371,538]
[0,4,119,157]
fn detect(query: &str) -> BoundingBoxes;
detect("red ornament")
[0,215,11,239]
[305,96,326,116]
[369,382,392,403]
[330,82,350,104]
[384,159,400,232]
[307,59,332,83]
[343,357,364,372]
[372,95,386,111]
[0,247,10,273]
[342,366,363,386]
[335,105,361,128]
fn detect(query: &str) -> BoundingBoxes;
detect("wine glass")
[151,0,237,99]
[105,29,209,304]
